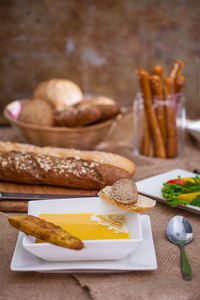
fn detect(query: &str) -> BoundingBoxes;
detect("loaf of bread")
[0,142,136,190]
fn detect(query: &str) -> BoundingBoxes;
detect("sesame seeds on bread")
[0,142,136,189]
[0,142,136,177]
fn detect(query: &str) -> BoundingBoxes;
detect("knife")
[0,191,97,201]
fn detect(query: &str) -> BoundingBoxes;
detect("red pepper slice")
[166,179,186,185]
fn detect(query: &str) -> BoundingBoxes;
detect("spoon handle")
[179,245,192,280]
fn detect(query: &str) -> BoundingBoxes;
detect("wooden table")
[1,121,200,300]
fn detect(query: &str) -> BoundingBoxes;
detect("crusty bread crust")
[98,186,156,212]
[0,142,135,176]
[0,142,136,189]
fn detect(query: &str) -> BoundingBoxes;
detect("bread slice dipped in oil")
[98,179,156,212]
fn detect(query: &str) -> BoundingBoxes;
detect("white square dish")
[136,169,200,214]
[11,215,157,273]
[22,197,143,261]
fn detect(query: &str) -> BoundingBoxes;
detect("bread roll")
[75,104,101,126]
[53,107,78,127]
[0,142,136,190]
[53,104,101,127]
[80,96,120,121]
[33,79,83,111]
[18,99,53,126]
[97,104,120,122]
[85,96,115,106]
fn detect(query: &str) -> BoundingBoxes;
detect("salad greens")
[161,176,200,208]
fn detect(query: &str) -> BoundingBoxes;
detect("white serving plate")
[136,169,200,214]
[11,215,157,273]
[22,197,142,261]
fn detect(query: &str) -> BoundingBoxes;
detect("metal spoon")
[167,215,193,280]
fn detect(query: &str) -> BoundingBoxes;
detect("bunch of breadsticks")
[137,59,184,158]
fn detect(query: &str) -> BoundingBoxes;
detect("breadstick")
[152,65,163,81]
[169,59,184,79]
[137,68,151,156]
[175,75,185,103]
[169,60,184,95]
[164,76,178,158]
[175,75,185,94]
[150,75,166,146]
[137,69,166,158]
[148,137,154,157]
[139,111,151,156]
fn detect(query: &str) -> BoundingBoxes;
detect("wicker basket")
[4,100,120,150]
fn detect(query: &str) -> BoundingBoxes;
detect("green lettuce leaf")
[161,176,200,208]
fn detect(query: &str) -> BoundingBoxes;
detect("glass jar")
[133,93,186,158]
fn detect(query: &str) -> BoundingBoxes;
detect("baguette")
[0,142,136,190]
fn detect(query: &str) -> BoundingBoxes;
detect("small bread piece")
[98,185,156,212]
[8,214,84,250]
[111,179,138,204]
[33,79,83,111]
[18,99,53,126]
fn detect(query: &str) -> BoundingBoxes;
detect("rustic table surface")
[0,114,200,300]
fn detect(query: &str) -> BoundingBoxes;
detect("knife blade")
[0,191,97,201]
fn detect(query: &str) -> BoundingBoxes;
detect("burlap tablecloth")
[0,113,200,300]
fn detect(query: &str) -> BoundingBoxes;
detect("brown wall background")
[0,0,200,124]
